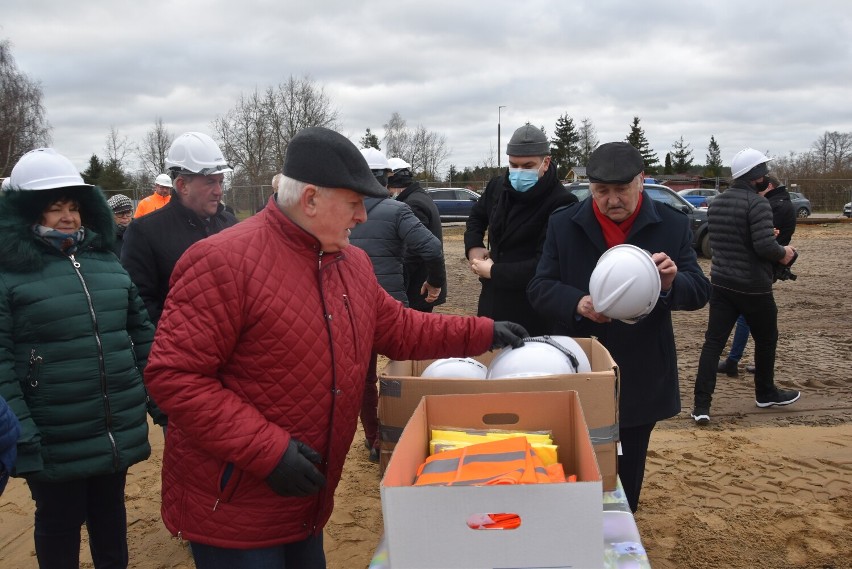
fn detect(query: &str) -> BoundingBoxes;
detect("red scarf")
[592,192,644,248]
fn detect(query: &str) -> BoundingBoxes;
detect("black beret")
[587,142,645,184]
[283,127,388,198]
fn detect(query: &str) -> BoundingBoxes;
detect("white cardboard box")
[381,391,604,569]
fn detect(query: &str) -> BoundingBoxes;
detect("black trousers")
[618,422,656,513]
[694,286,779,408]
[27,470,129,569]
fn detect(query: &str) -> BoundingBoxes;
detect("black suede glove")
[265,439,326,497]
[491,321,529,350]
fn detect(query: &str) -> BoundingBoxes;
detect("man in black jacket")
[122,132,237,325]
[692,149,799,426]
[388,157,447,311]
[716,174,797,377]
[465,124,576,335]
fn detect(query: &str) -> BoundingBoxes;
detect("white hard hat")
[731,148,771,179]
[544,336,592,372]
[166,132,233,176]
[486,336,584,379]
[387,157,411,172]
[421,357,488,379]
[589,244,661,324]
[8,148,92,191]
[360,147,390,171]
[0,178,9,191]
[155,173,173,187]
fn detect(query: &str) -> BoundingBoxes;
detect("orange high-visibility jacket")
[134,193,170,218]
[413,436,566,486]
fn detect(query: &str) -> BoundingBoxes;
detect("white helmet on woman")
[166,132,233,176]
[589,244,660,324]
[8,148,92,191]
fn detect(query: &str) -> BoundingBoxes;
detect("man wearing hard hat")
[691,149,799,426]
[528,141,711,513]
[134,173,173,218]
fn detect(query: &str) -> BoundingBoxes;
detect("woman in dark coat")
[0,148,155,568]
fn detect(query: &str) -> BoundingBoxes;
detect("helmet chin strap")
[518,336,581,373]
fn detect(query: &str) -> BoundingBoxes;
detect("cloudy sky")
[3,0,851,177]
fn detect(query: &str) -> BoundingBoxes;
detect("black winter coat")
[121,193,237,324]
[528,196,710,428]
[349,197,444,306]
[464,163,576,335]
[765,185,796,246]
[395,182,447,310]
[707,181,786,294]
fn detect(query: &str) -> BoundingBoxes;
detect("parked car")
[677,188,719,208]
[788,192,811,218]
[425,187,481,221]
[843,201,851,218]
[566,183,711,257]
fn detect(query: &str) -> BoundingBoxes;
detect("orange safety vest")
[134,193,171,218]
[413,436,567,487]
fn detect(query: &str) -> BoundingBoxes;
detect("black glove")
[265,439,326,497]
[491,321,529,350]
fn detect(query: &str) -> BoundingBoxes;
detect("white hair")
[277,175,327,208]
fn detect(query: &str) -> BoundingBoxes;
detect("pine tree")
[81,154,104,185]
[625,116,659,174]
[664,153,673,175]
[550,114,580,178]
[671,136,694,173]
[359,128,380,150]
[705,135,723,177]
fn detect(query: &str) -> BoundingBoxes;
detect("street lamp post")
[498,105,507,169]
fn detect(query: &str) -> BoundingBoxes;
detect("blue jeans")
[694,286,779,408]
[190,534,326,569]
[728,314,750,362]
[26,470,129,569]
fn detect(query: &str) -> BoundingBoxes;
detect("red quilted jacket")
[144,201,493,548]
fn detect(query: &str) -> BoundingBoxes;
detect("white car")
[843,201,851,218]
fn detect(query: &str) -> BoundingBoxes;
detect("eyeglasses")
[114,211,133,218]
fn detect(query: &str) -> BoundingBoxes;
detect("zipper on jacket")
[26,348,43,389]
[69,254,120,469]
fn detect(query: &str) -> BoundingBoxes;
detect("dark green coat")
[0,187,155,482]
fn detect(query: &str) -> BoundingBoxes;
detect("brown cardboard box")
[381,391,603,569]
[378,337,619,490]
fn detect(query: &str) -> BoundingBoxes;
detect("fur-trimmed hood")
[0,186,116,273]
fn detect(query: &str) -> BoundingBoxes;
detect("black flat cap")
[506,124,551,157]
[283,127,388,198]
[587,142,645,184]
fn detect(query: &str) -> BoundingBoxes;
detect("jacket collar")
[260,199,345,262]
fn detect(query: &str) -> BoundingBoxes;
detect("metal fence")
[785,179,852,214]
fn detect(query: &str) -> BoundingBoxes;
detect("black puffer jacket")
[464,163,576,335]
[121,192,237,324]
[707,180,787,293]
[395,181,447,309]
[349,198,444,305]
[765,185,796,246]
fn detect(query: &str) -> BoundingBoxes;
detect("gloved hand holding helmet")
[490,321,529,350]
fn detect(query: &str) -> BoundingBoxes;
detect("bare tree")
[811,131,852,175]
[577,117,599,166]
[214,89,272,188]
[138,117,173,178]
[267,75,339,169]
[382,113,450,180]
[0,40,51,177]
[104,125,130,166]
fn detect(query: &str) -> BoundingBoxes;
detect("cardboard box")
[381,391,604,569]
[379,337,619,490]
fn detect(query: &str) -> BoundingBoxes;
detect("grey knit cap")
[107,194,133,213]
[506,124,551,157]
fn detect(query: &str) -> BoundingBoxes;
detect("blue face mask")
[508,159,546,192]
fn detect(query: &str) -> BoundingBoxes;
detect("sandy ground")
[1,222,851,568]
